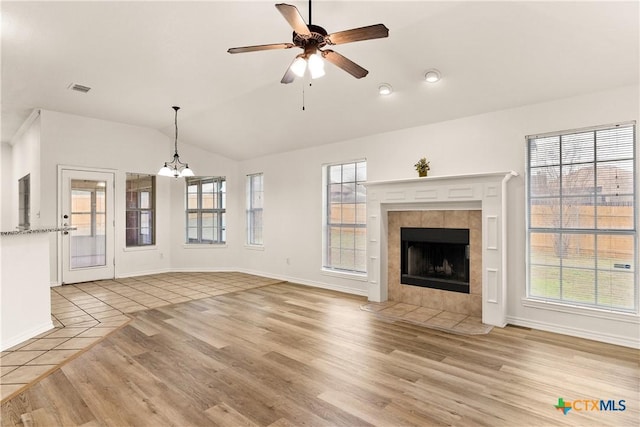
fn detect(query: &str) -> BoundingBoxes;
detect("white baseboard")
[115,267,173,279]
[163,267,232,273]
[118,266,367,297]
[506,315,640,349]
[46,266,638,349]
[112,266,366,297]
[1,321,55,351]
[236,268,368,297]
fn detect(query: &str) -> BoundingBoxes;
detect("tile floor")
[0,272,283,401]
[361,301,494,335]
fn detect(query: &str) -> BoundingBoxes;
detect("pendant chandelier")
[158,106,194,178]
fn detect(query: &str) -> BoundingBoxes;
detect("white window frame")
[526,122,637,314]
[125,173,155,247]
[322,159,367,276]
[186,176,226,244]
[246,173,264,246]
[18,173,30,229]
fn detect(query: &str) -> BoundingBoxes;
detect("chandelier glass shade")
[158,106,194,178]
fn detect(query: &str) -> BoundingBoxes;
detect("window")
[247,173,264,245]
[527,123,636,312]
[186,177,226,244]
[324,160,367,273]
[71,180,106,237]
[18,174,30,229]
[126,173,155,246]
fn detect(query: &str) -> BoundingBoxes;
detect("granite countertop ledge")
[1,226,77,236]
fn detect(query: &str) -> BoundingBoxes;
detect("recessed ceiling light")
[378,83,393,96]
[67,83,91,93]
[424,69,441,83]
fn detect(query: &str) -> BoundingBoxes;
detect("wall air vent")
[67,83,91,93]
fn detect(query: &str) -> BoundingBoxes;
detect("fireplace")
[364,171,518,326]
[401,227,470,293]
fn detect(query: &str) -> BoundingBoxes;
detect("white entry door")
[61,169,115,284]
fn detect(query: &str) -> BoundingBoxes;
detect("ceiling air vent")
[68,83,91,93]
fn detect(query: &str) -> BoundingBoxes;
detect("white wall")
[7,113,41,229]
[36,110,236,282]
[3,85,637,347]
[1,142,13,231]
[168,142,240,271]
[237,85,639,347]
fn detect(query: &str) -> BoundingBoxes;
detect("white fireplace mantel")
[364,171,518,327]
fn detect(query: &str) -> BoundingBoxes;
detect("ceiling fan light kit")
[307,52,325,79]
[158,106,194,178]
[227,1,388,84]
[291,56,307,77]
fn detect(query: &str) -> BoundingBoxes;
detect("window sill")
[183,243,227,249]
[321,268,368,282]
[123,245,157,252]
[521,297,639,324]
[244,244,265,251]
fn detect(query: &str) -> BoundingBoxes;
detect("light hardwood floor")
[1,282,638,426]
[0,272,282,400]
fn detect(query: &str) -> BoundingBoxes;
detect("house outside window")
[324,160,367,274]
[186,177,226,244]
[527,122,636,312]
[125,173,155,247]
[246,173,263,246]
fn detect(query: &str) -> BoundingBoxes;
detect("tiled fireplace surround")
[387,209,482,317]
[365,171,518,327]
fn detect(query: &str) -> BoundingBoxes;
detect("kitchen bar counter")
[1,226,75,236]
[1,227,74,350]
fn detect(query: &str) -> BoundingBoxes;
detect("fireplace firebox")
[401,227,470,293]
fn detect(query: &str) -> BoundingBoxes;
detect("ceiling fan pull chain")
[302,81,313,111]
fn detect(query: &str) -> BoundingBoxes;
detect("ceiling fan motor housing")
[293,24,329,50]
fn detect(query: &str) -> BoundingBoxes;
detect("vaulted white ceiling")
[2,1,638,160]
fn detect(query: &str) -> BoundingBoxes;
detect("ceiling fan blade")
[326,24,389,45]
[227,43,295,54]
[275,3,311,36]
[322,50,368,79]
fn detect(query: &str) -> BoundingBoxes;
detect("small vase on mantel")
[414,157,430,178]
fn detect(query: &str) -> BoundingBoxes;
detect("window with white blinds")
[246,173,263,246]
[186,177,226,244]
[527,123,637,312]
[324,160,367,274]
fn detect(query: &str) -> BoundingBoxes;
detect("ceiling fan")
[227,1,389,84]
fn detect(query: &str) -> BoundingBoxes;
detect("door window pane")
[70,179,107,268]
